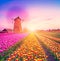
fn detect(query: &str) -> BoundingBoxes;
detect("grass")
[44,31,60,38]
[51,33,60,38]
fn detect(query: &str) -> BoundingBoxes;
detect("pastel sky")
[0,0,60,30]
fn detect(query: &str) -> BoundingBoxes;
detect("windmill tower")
[14,17,22,33]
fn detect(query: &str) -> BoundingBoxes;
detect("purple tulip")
[0,33,28,53]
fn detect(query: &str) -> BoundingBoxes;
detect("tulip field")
[0,31,60,61]
[0,33,28,52]
[0,33,28,61]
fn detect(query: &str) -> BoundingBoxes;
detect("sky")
[0,0,60,31]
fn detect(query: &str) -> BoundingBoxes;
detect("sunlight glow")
[27,24,36,31]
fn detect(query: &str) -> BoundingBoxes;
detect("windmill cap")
[14,16,21,21]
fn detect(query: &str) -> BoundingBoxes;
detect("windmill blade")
[21,19,24,22]
[11,18,14,23]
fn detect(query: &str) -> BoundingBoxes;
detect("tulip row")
[37,33,60,60]
[43,34,60,43]
[7,33,47,61]
[0,33,28,55]
[36,31,60,43]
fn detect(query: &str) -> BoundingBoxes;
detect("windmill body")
[14,17,22,33]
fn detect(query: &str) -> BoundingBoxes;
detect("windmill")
[13,16,22,33]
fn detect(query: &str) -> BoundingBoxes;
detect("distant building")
[0,29,8,33]
[0,29,13,33]
[13,17,22,33]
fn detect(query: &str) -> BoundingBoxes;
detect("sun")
[29,27,36,31]
[27,25,36,32]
